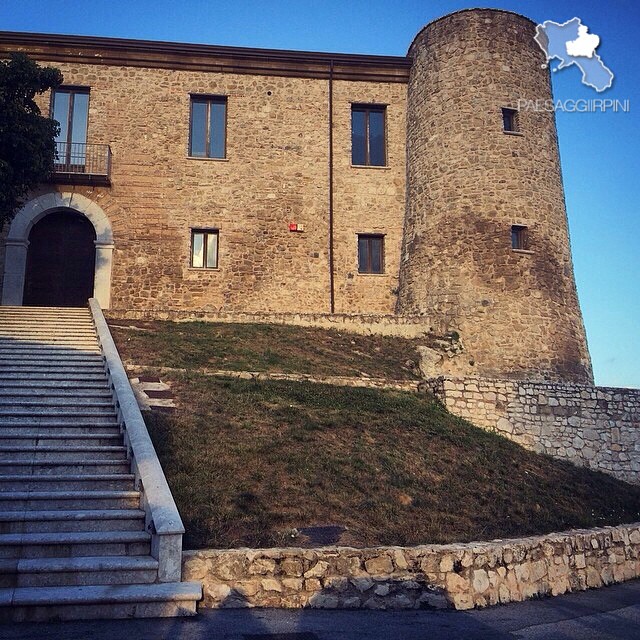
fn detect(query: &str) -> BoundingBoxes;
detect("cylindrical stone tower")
[397,9,593,383]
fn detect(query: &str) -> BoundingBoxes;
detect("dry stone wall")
[183,523,640,610]
[426,377,640,484]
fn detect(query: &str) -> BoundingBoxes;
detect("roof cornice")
[0,31,411,83]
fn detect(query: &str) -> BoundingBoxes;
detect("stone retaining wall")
[124,363,419,393]
[107,309,433,338]
[182,523,640,610]
[426,377,640,484]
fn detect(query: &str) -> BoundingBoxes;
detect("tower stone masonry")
[398,9,593,383]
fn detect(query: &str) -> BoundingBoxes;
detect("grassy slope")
[144,373,640,550]
[108,320,421,379]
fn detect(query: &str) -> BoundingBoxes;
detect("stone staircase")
[0,305,201,621]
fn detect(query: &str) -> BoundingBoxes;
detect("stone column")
[1,240,29,306]
[94,241,114,309]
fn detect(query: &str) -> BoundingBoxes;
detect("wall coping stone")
[90,298,185,582]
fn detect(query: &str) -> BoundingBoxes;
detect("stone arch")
[1,192,114,308]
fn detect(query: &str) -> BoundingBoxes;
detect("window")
[511,225,529,250]
[502,107,519,133]
[189,96,227,158]
[51,87,90,168]
[351,105,386,166]
[191,229,219,268]
[358,234,384,273]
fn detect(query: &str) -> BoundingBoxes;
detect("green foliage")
[0,53,63,229]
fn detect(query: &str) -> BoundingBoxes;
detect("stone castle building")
[0,9,593,384]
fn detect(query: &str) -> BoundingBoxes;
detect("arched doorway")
[23,210,97,307]
[1,192,114,309]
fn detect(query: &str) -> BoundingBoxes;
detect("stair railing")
[89,298,185,582]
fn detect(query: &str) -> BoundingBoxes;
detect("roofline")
[0,31,411,83]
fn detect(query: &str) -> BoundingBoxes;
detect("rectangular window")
[191,229,219,268]
[358,234,384,273]
[511,225,529,250]
[502,107,519,133]
[351,105,386,166]
[51,87,90,169]
[189,96,227,158]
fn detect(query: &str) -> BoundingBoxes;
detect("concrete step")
[0,531,150,559]
[0,305,90,311]
[0,324,95,330]
[0,555,159,588]
[0,412,118,424]
[0,336,96,344]
[0,326,96,333]
[0,425,121,437]
[0,581,201,621]
[0,445,128,462]
[0,419,119,430]
[0,339,99,348]
[0,398,114,408]
[0,460,131,475]
[0,435,123,447]
[0,355,104,364]
[0,365,105,374]
[0,324,92,329]
[0,316,93,321]
[0,342,98,349]
[0,388,113,399]
[0,378,108,389]
[0,425,121,436]
[0,474,135,492]
[0,375,109,386]
[0,509,145,534]
[0,405,115,414]
[0,491,140,511]
[0,344,101,354]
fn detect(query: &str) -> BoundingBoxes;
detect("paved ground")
[0,580,638,640]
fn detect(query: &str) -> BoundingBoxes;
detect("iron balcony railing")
[53,142,112,184]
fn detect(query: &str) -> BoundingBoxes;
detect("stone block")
[304,560,329,578]
[364,555,393,575]
[472,569,490,593]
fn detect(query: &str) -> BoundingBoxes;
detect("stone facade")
[426,376,640,484]
[183,523,640,610]
[0,9,595,384]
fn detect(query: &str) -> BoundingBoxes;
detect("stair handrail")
[89,298,184,582]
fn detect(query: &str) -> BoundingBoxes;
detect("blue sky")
[1,0,638,388]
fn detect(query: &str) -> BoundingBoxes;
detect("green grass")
[108,320,421,379]
[144,373,640,550]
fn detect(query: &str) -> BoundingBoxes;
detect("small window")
[358,234,384,273]
[189,96,227,158]
[191,229,219,268]
[502,107,519,133]
[351,105,386,166]
[511,225,529,250]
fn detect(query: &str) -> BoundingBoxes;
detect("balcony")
[52,142,112,186]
